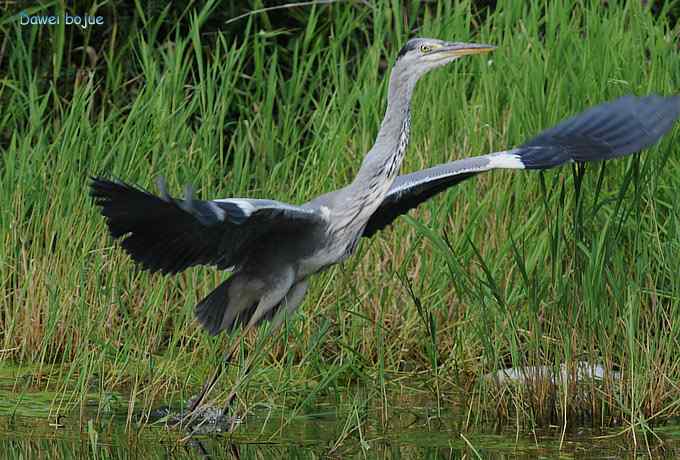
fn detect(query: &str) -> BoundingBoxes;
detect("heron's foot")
[184,365,225,414]
[179,405,242,435]
[150,404,242,434]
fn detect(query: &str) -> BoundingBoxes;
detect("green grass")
[1,0,680,445]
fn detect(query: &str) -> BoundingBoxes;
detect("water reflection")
[2,410,680,459]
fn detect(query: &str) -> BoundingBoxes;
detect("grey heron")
[91,37,679,416]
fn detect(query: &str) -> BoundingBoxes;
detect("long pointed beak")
[438,42,496,58]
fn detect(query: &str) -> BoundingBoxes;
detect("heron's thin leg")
[185,342,240,412]
[175,328,248,428]
[219,321,283,419]
[221,347,257,413]
[178,324,276,437]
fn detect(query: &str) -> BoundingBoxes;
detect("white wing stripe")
[208,202,226,221]
[487,150,524,169]
[213,198,256,216]
[388,149,525,196]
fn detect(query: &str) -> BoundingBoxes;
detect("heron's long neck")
[353,78,413,188]
[327,68,416,239]
[352,69,415,198]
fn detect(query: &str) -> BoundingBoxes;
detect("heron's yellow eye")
[419,44,432,54]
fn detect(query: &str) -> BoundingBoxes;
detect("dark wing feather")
[519,94,680,168]
[90,177,324,274]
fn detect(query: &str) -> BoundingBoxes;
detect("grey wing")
[519,94,680,168]
[90,177,325,274]
[361,153,516,238]
[363,94,680,238]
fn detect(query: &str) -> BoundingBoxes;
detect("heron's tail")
[195,274,261,335]
[516,94,680,170]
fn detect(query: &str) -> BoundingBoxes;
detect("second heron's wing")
[90,178,326,274]
[363,94,680,238]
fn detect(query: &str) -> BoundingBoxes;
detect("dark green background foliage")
[1,0,680,437]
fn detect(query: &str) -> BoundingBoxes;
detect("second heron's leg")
[269,280,309,330]
[245,267,295,329]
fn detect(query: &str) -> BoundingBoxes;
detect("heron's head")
[394,38,495,81]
